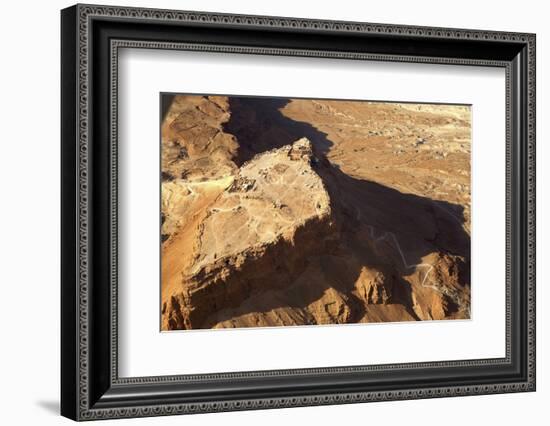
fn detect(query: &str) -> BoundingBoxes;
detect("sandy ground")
[160,95,471,330]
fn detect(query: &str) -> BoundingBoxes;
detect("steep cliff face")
[161,95,471,330]
[163,138,338,330]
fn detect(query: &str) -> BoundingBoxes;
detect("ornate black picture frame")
[61,4,536,421]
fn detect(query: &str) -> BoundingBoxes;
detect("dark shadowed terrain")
[160,95,471,330]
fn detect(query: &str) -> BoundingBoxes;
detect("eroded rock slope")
[161,95,471,330]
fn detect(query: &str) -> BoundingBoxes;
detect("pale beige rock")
[165,139,337,329]
[190,138,331,275]
[161,95,472,330]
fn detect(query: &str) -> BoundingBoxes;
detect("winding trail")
[365,225,439,292]
[364,223,469,316]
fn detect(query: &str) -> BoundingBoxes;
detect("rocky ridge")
[161,95,471,330]
[163,138,337,329]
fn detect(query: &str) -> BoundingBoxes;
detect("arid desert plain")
[160,95,471,330]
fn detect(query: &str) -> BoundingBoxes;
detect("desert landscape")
[160,94,471,331]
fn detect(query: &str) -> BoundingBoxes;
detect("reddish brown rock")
[161,95,472,330]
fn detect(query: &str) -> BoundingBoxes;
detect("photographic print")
[61,7,536,418]
[160,94,471,331]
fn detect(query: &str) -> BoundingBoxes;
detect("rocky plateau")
[161,95,471,330]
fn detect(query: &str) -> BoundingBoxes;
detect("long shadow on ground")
[198,96,470,327]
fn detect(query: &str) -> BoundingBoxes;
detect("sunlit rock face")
[161,95,471,330]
